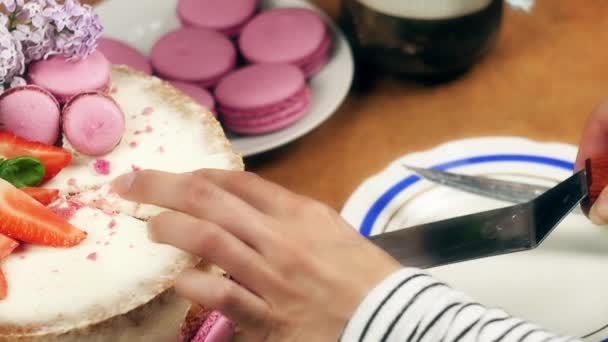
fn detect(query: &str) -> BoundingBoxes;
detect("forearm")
[340,269,577,342]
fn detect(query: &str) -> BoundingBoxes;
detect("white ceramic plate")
[95,0,354,157]
[342,137,608,341]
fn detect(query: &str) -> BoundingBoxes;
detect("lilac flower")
[1,0,24,13]
[10,76,25,88]
[12,23,54,63]
[0,25,25,94]
[45,0,103,61]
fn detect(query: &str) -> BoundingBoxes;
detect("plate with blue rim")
[341,136,608,341]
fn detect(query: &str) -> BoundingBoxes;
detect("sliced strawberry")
[0,132,72,183]
[0,268,6,300]
[0,179,86,247]
[21,187,60,206]
[0,233,18,260]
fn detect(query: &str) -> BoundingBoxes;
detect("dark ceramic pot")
[340,0,503,81]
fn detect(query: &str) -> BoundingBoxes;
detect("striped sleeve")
[340,268,579,342]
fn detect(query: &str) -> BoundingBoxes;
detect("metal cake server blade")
[370,168,589,269]
[402,165,584,215]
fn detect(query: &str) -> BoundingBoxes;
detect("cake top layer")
[0,66,243,337]
[45,66,243,194]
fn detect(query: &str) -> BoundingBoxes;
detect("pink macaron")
[190,311,234,342]
[27,50,112,104]
[170,81,216,116]
[239,8,332,77]
[215,63,310,135]
[177,0,258,37]
[150,28,237,88]
[62,92,125,157]
[0,85,61,145]
[96,37,152,74]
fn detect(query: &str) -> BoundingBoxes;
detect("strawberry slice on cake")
[0,132,72,183]
[0,234,18,300]
[0,178,86,247]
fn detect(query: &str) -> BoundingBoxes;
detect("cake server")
[370,158,608,269]
[402,164,550,204]
[401,164,586,215]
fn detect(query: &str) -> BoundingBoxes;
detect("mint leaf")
[0,157,45,188]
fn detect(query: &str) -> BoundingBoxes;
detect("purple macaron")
[150,28,237,88]
[215,63,310,135]
[170,81,216,116]
[239,8,332,77]
[177,0,258,37]
[96,37,153,74]
[0,85,61,145]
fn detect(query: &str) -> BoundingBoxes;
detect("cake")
[0,66,243,341]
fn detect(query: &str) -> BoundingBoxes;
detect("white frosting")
[0,206,192,331]
[45,68,241,194]
[71,184,165,221]
[0,67,242,335]
[356,0,493,19]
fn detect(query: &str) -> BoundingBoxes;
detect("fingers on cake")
[97,0,334,136]
[0,1,248,341]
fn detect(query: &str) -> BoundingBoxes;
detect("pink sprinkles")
[67,178,77,186]
[157,146,165,153]
[131,165,141,172]
[108,219,117,229]
[93,159,111,175]
[145,125,153,133]
[86,252,98,261]
[142,107,154,115]
[129,141,138,148]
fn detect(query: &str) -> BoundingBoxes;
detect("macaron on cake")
[97,37,153,75]
[0,85,61,145]
[62,92,126,157]
[239,8,333,77]
[27,50,112,104]
[177,0,258,37]
[0,1,243,341]
[151,28,237,88]
[216,63,311,135]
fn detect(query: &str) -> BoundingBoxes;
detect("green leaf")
[0,157,45,188]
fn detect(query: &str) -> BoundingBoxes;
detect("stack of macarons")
[0,51,126,156]
[96,0,333,136]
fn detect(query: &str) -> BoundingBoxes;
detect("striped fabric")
[340,269,578,342]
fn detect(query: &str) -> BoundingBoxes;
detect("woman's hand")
[575,100,608,225]
[112,169,401,342]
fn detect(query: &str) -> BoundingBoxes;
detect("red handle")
[581,157,608,215]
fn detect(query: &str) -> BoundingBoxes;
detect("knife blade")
[402,165,585,215]
[370,158,608,269]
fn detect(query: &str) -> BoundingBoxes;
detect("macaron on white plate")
[341,137,608,342]
[95,0,354,157]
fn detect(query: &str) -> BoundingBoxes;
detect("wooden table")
[87,0,608,211]
[247,0,608,210]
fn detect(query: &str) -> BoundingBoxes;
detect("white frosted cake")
[0,66,242,341]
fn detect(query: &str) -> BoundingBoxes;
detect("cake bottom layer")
[1,289,188,342]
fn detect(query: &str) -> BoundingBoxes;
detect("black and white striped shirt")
[340,269,579,342]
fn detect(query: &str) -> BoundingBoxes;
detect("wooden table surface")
[248,0,608,210]
[90,0,608,211]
